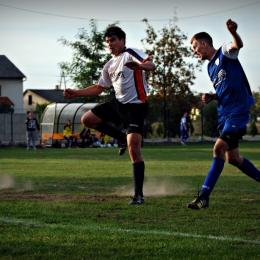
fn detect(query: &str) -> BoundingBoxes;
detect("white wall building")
[0,55,26,114]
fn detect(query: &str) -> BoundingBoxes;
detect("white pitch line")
[1,217,260,245]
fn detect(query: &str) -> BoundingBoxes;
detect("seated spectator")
[63,120,78,148]
[91,134,101,147]
[80,127,93,147]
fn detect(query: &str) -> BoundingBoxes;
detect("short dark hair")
[190,32,213,47]
[104,26,126,41]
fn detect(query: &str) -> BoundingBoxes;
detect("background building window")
[28,95,32,105]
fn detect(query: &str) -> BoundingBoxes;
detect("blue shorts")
[217,113,250,134]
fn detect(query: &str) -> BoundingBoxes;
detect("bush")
[151,122,164,138]
[248,121,258,137]
[202,101,219,137]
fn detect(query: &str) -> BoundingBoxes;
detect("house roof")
[24,89,67,103]
[0,55,26,79]
[0,97,14,106]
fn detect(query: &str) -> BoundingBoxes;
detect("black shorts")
[91,99,148,135]
[219,128,246,151]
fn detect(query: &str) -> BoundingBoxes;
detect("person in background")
[63,120,78,148]
[80,127,93,147]
[25,111,40,150]
[180,112,189,146]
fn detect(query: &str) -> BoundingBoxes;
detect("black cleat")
[129,195,145,205]
[187,196,209,210]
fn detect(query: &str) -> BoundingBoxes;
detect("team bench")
[41,131,110,147]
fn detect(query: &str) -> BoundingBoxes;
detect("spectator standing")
[25,111,40,150]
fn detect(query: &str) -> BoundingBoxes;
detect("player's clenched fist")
[63,88,75,99]
[226,19,238,34]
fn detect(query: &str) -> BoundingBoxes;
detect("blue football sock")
[238,157,260,182]
[200,157,225,199]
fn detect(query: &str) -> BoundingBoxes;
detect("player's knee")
[81,114,91,127]
[213,146,225,158]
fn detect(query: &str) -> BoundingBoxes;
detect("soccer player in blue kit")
[187,19,260,209]
[180,112,189,146]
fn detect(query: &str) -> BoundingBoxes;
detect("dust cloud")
[116,176,190,197]
[0,174,33,191]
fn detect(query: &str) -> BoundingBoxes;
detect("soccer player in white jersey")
[63,26,156,205]
[187,19,260,209]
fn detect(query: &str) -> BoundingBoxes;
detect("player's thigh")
[81,110,103,127]
[124,103,148,135]
[90,101,122,126]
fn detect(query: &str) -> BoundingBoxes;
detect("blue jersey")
[207,42,254,133]
[180,116,187,131]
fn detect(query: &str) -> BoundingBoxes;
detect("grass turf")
[0,142,260,259]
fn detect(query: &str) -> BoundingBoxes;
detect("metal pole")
[9,110,15,146]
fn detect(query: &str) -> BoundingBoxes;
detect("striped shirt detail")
[134,70,146,103]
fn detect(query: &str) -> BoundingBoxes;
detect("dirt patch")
[0,193,123,201]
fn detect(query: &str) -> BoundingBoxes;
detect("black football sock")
[133,161,145,197]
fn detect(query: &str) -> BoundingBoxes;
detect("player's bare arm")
[124,60,156,71]
[63,85,104,99]
[226,19,243,50]
[202,93,217,104]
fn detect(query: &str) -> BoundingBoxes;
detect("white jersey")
[97,47,150,104]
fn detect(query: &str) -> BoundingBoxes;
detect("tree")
[0,102,14,114]
[202,101,219,137]
[58,20,116,102]
[141,18,203,137]
[35,102,51,122]
[248,120,258,137]
[250,91,260,122]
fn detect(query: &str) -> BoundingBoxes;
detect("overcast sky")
[1,0,260,94]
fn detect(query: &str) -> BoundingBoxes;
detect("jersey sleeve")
[97,60,112,88]
[126,47,149,63]
[222,42,239,59]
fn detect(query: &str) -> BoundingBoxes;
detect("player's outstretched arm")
[63,85,104,99]
[226,19,243,50]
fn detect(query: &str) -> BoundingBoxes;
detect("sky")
[1,0,260,94]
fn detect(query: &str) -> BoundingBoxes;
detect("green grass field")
[1,142,260,260]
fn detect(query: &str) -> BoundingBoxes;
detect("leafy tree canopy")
[58,19,116,102]
[141,18,203,137]
[250,91,260,122]
[0,102,14,114]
